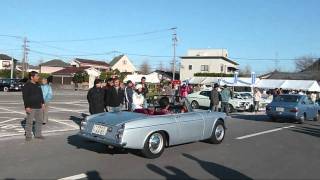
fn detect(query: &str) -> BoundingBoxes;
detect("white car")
[187,90,254,112]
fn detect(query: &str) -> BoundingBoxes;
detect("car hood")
[87,111,148,126]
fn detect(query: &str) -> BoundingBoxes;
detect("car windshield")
[274,95,301,103]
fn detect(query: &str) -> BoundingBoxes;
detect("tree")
[72,70,89,83]
[239,65,252,77]
[140,60,151,74]
[294,55,316,72]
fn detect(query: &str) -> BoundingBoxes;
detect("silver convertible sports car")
[78,96,227,158]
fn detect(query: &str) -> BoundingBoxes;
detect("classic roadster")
[78,96,226,158]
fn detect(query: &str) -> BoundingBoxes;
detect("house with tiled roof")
[39,59,70,74]
[51,66,90,85]
[70,58,110,71]
[109,55,136,73]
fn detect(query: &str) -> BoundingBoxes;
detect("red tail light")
[290,108,298,112]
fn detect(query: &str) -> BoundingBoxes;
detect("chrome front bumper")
[78,131,127,147]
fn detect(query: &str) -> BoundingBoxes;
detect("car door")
[198,91,211,107]
[176,112,204,143]
[301,97,315,120]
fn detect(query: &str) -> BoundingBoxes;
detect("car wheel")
[207,120,225,144]
[141,131,166,159]
[3,87,9,92]
[229,104,235,113]
[191,101,199,109]
[298,113,306,124]
[249,105,254,112]
[270,117,277,122]
[314,112,320,121]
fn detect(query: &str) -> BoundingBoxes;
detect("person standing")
[140,77,149,97]
[22,71,45,141]
[132,84,145,111]
[124,80,134,111]
[41,77,53,125]
[87,79,105,115]
[220,85,232,116]
[211,83,220,112]
[179,84,189,99]
[107,78,125,112]
[253,87,262,112]
[104,78,114,112]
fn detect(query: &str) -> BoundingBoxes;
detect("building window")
[189,65,192,70]
[220,64,224,73]
[201,65,209,71]
[123,60,127,65]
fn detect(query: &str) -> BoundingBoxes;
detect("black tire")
[3,87,9,92]
[314,112,320,121]
[298,113,306,124]
[207,120,225,144]
[249,105,254,112]
[270,117,277,122]
[141,131,166,159]
[191,101,200,109]
[229,104,235,113]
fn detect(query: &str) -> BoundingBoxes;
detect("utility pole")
[171,27,177,81]
[21,37,29,78]
[10,56,14,79]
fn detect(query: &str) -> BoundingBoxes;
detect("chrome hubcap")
[215,125,225,141]
[149,133,164,154]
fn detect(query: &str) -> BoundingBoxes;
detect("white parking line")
[0,118,20,124]
[0,128,78,138]
[58,173,87,180]
[49,119,79,129]
[50,106,87,113]
[236,125,295,140]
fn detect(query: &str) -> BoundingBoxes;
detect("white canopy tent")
[186,77,320,92]
[124,73,160,84]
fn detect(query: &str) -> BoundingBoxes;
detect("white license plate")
[276,107,284,112]
[92,124,108,135]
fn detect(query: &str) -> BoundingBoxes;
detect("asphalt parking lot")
[0,90,88,139]
[0,90,319,179]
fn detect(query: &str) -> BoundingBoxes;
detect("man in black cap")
[211,83,220,112]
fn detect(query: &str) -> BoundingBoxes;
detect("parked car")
[78,96,226,158]
[266,94,320,123]
[0,78,25,92]
[187,90,254,112]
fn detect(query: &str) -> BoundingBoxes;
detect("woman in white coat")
[132,84,145,110]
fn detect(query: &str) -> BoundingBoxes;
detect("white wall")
[180,58,237,81]
[111,55,136,73]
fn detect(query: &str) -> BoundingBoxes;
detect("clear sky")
[0,0,319,74]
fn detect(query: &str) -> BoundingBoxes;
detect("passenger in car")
[154,97,172,115]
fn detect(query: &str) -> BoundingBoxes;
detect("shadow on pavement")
[67,135,141,156]
[86,170,103,180]
[290,126,320,138]
[147,164,196,180]
[182,153,253,180]
[231,114,271,122]
[69,113,88,127]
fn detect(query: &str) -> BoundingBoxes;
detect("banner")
[251,72,256,85]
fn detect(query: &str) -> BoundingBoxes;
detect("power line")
[32,28,175,43]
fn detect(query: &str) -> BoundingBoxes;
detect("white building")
[109,55,136,73]
[179,49,239,81]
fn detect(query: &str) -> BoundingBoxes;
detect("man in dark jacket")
[104,78,114,112]
[22,71,45,141]
[140,77,148,97]
[107,78,125,112]
[124,80,134,111]
[211,83,220,112]
[87,79,105,115]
